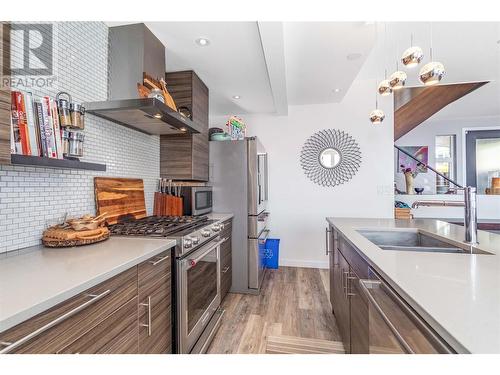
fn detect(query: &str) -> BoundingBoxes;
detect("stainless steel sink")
[357,229,491,255]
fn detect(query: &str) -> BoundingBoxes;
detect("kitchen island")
[327,217,500,354]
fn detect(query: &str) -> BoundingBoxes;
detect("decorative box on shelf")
[395,207,413,220]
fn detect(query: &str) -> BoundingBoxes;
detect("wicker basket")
[42,226,110,248]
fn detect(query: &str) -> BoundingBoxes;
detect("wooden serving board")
[43,226,110,248]
[94,177,147,225]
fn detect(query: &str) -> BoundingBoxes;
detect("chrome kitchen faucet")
[412,187,478,245]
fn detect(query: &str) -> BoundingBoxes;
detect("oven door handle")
[187,237,227,269]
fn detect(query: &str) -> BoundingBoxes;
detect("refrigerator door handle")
[258,229,271,244]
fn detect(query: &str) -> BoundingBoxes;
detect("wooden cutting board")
[94,177,147,225]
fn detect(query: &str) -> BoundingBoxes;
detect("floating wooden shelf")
[11,154,107,171]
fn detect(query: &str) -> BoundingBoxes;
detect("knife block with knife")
[154,179,183,216]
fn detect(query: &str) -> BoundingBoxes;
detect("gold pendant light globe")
[369,109,385,124]
[389,71,407,90]
[401,46,424,68]
[378,79,392,96]
[419,61,445,86]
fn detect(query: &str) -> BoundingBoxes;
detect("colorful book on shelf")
[41,96,58,158]
[50,99,63,159]
[34,100,48,157]
[10,115,15,154]
[11,91,31,155]
[23,92,41,157]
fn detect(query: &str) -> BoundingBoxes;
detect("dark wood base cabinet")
[0,250,173,354]
[327,226,455,354]
[220,219,233,301]
[138,250,172,354]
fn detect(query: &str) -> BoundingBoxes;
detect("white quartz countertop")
[0,237,176,333]
[326,217,500,354]
[206,212,234,222]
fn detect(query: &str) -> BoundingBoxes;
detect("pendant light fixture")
[378,69,392,96]
[401,34,424,68]
[419,24,445,86]
[389,61,407,90]
[370,80,385,124]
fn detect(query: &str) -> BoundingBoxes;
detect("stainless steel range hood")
[84,23,201,135]
[85,98,201,135]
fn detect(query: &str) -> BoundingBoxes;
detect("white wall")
[211,78,394,269]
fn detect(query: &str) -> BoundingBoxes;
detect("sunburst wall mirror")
[300,129,362,187]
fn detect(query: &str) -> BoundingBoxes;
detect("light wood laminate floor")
[207,267,343,354]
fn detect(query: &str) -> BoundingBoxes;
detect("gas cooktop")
[108,215,211,238]
[109,215,225,258]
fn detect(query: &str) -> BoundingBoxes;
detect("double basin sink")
[357,229,491,255]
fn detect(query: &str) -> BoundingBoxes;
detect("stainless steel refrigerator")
[209,137,269,294]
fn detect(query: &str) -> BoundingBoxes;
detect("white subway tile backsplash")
[0,22,160,253]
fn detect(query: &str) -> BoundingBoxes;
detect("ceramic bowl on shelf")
[210,132,232,141]
[414,187,424,195]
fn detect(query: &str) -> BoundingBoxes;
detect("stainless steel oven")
[182,186,213,216]
[176,236,226,353]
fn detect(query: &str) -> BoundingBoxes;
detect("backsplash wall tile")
[0,22,160,254]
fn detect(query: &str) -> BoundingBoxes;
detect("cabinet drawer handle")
[140,296,152,337]
[359,279,414,354]
[222,266,230,274]
[0,289,111,354]
[346,273,356,297]
[149,254,170,266]
[325,228,332,255]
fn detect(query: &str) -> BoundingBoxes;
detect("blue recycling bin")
[264,238,280,269]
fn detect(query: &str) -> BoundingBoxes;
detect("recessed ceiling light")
[153,113,162,119]
[232,95,241,99]
[347,53,362,61]
[195,37,210,46]
[333,88,341,93]
[180,127,187,132]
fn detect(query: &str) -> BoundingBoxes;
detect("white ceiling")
[108,22,277,116]
[106,21,377,116]
[283,22,376,105]
[106,21,500,120]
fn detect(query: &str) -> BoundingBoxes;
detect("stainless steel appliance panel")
[248,229,270,290]
[210,140,250,294]
[210,137,269,294]
[248,211,269,239]
[182,186,213,216]
[177,237,224,353]
[247,138,267,216]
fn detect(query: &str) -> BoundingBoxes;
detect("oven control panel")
[181,220,224,252]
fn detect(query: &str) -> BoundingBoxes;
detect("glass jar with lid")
[70,102,85,130]
[56,92,72,127]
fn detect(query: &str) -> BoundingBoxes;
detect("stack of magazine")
[10,91,64,159]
